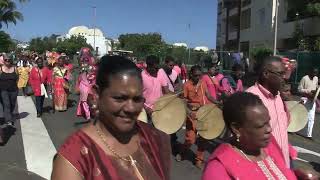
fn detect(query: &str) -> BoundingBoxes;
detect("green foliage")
[314,37,320,51]
[0,30,15,52]
[306,2,320,16]
[28,34,59,54]
[0,0,29,29]
[56,35,92,56]
[118,33,166,59]
[251,47,273,62]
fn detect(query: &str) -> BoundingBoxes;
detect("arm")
[205,90,220,105]
[298,77,311,94]
[51,154,83,180]
[162,86,170,94]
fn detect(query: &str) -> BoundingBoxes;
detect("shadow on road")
[310,162,320,173]
[0,125,16,146]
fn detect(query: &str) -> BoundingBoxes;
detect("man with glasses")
[246,56,296,168]
[298,67,319,139]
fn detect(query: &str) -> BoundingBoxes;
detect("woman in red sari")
[51,56,171,180]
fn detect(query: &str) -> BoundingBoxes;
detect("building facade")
[216,0,320,57]
[57,26,113,56]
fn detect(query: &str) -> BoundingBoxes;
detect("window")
[218,2,223,14]
[258,8,266,25]
[240,8,251,30]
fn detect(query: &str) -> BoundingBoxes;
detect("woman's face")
[4,59,12,66]
[236,105,272,150]
[58,58,64,67]
[208,67,216,76]
[98,74,144,133]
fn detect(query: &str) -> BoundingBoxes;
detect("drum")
[152,94,187,134]
[285,101,308,132]
[137,108,148,123]
[196,104,225,140]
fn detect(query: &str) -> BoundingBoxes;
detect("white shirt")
[298,75,318,93]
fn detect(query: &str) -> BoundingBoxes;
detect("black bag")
[25,85,34,96]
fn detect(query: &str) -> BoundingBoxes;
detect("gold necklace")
[95,125,137,165]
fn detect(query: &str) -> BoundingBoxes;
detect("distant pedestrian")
[298,67,319,139]
[0,55,18,128]
[17,60,31,96]
[29,58,51,117]
[52,56,69,112]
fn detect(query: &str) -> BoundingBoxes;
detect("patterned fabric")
[53,67,68,111]
[17,67,30,88]
[58,122,171,180]
[202,136,297,180]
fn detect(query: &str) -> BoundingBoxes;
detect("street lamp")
[273,0,279,56]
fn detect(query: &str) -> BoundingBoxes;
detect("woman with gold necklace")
[51,56,171,180]
[202,92,318,180]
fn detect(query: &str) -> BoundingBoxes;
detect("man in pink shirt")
[160,56,181,92]
[246,56,297,168]
[141,55,169,116]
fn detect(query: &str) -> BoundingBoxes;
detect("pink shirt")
[173,65,181,75]
[246,83,291,167]
[141,70,167,109]
[201,74,217,100]
[158,69,178,92]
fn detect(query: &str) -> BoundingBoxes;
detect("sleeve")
[157,69,168,87]
[202,160,231,180]
[298,77,310,93]
[58,134,86,178]
[202,75,212,86]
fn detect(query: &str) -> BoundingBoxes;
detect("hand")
[144,107,153,116]
[294,168,319,180]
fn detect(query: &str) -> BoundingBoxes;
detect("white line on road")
[294,146,320,158]
[18,96,56,179]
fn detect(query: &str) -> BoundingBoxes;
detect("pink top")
[142,70,167,109]
[202,137,297,180]
[201,74,218,100]
[246,83,295,167]
[29,67,51,96]
[158,69,178,92]
[173,65,181,75]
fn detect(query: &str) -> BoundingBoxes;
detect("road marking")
[296,157,309,163]
[18,96,56,179]
[294,146,320,158]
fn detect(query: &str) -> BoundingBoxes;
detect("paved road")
[0,94,319,179]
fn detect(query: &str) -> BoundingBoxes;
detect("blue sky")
[5,0,218,48]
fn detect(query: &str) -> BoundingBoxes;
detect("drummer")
[176,65,218,169]
[141,55,170,117]
[246,56,297,168]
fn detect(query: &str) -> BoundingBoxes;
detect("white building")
[173,43,188,48]
[194,46,209,52]
[216,0,320,57]
[57,26,113,56]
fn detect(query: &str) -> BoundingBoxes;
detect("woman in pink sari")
[76,64,96,120]
[52,56,171,180]
[202,92,318,180]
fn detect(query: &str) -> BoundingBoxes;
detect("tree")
[306,1,320,16]
[56,35,92,56]
[0,0,29,29]
[118,33,166,59]
[0,30,14,52]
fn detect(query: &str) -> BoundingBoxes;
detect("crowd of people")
[0,50,319,179]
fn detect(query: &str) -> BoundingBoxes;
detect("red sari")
[29,67,51,96]
[58,122,171,180]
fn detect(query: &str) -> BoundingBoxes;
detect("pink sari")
[202,136,297,180]
[76,73,92,119]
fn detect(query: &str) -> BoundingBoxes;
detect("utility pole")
[273,0,279,55]
[92,6,97,55]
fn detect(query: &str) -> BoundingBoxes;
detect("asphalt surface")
[0,93,319,179]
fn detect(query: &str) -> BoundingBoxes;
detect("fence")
[278,51,320,84]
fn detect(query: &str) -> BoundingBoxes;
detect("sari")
[17,66,31,88]
[53,67,68,111]
[202,136,297,180]
[57,122,171,180]
[76,73,92,120]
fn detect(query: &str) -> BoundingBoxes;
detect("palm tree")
[0,0,29,29]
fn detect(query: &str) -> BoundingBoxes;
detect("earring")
[236,134,240,142]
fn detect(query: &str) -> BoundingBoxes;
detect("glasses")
[267,69,286,77]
